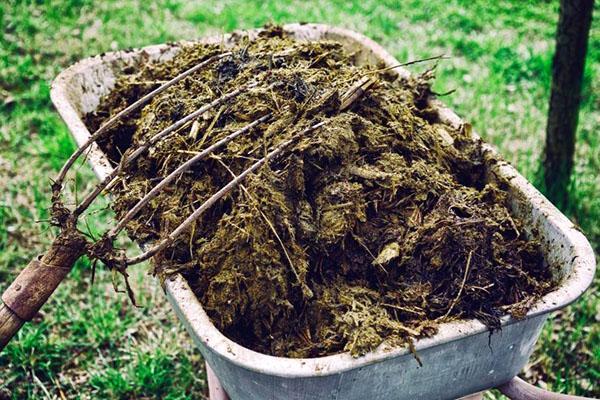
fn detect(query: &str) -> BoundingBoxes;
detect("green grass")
[0,0,598,398]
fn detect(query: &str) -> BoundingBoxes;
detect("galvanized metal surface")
[51,23,596,400]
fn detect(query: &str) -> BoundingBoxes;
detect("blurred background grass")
[0,0,598,398]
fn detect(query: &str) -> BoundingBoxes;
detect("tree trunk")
[544,0,594,207]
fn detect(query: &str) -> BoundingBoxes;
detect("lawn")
[0,0,598,398]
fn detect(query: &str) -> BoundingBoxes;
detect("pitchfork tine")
[73,81,258,217]
[108,113,273,238]
[124,121,327,265]
[55,52,232,189]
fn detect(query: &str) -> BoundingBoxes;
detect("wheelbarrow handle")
[0,233,85,351]
[498,377,597,400]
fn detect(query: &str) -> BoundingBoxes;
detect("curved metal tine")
[73,81,257,217]
[55,52,232,189]
[124,120,327,266]
[107,113,273,238]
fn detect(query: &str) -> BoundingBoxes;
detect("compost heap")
[86,27,555,359]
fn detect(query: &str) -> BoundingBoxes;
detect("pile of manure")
[85,26,555,358]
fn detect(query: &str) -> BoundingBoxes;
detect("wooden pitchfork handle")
[0,233,86,350]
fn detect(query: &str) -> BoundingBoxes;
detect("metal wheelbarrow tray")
[51,24,596,400]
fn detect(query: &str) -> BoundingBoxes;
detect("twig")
[367,54,450,74]
[48,374,68,400]
[352,233,388,274]
[393,324,421,336]
[199,105,226,148]
[339,76,377,111]
[382,303,425,316]
[443,250,473,319]
[31,369,52,400]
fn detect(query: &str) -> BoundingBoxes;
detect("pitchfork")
[0,52,374,349]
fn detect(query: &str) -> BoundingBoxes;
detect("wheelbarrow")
[48,23,596,400]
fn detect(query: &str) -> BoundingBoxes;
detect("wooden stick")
[0,304,24,350]
[368,54,449,74]
[214,156,313,299]
[443,250,473,318]
[340,77,376,111]
[0,232,86,350]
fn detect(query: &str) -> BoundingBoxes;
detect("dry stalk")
[213,156,313,299]
[339,76,377,111]
[443,250,473,319]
